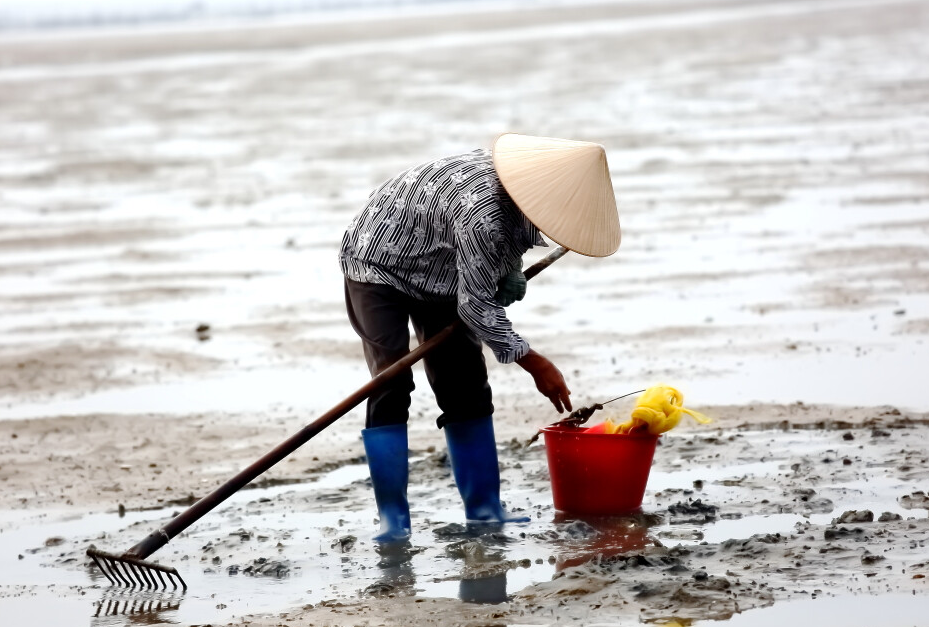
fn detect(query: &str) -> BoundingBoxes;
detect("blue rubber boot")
[362,424,412,543]
[444,415,530,524]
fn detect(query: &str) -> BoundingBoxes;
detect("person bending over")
[338,133,621,542]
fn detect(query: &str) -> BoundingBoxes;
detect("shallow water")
[2,426,925,626]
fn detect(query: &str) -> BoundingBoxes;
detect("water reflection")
[553,511,662,571]
[459,572,508,604]
[364,541,417,598]
[425,522,520,604]
[91,589,183,625]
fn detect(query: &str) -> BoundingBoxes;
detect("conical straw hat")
[492,133,620,257]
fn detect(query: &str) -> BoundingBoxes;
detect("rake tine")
[131,562,152,588]
[154,568,168,589]
[107,557,132,587]
[144,565,161,589]
[104,559,123,586]
[172,569,188,591]
[147,566,162,589]
[103,558,120,586]
[136,562,154,588]
[124,561,144,588]
[112,559,133,587]
[90,553,116,585]
[135,562,155,588]
[124,562,140,587]
[116,559,135,587]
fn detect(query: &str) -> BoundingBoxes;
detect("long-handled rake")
[87,246,570,589]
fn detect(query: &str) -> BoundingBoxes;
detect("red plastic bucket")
[542,425,659,515]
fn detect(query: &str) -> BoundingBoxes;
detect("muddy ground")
[3,403,928,625]
[1,0,928,625]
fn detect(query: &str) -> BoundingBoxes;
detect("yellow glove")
[604,385,711,435]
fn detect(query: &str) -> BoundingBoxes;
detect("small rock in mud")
[196,323,211,341]
[364,581,401,597]
[833,510,874,524]
[659,528,704,542]
[721,534,783,556]
[900,491,929,510]
[231,528,252,541]
[632,582,662,598]
[668,499,718,523]
[878,512,902,522]
[792,489,834,514]
[44,537,65,547]
[601,552,682,571]
[433,523,468,538]
[861,553,885,565]
[332,535,356,552]
[478,531,517,545]
[824,526,867,541]
[243,557,291,577]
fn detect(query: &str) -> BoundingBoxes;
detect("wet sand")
[1,0,928,625]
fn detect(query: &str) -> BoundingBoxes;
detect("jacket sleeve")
[453,208,530,364]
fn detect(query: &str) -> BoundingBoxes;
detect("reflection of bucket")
[542,425,659,515]
[552,512,653,570]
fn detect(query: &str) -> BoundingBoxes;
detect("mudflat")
[1,0,927,625]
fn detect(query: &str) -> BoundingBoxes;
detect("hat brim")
[492,133,621,258]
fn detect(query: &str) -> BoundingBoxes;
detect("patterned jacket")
[339,149,546,363]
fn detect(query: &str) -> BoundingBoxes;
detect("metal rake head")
[87,547,187,590]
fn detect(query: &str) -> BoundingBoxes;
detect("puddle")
[1,426,926,626]
[0,363,366,420]
[0,457,556,625]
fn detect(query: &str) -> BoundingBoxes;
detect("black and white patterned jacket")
[339,148,546,363]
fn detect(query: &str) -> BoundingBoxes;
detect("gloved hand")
[494,259,526,307]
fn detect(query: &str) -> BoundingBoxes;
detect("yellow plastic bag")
[603,384,711,435]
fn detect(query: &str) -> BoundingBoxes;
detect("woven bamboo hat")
[492,133,620,257]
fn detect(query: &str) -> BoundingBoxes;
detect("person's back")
[339,148,541,302]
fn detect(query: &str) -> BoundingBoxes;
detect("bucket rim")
[540,424,660,440]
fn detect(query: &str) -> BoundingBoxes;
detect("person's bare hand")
[516,349,573,413]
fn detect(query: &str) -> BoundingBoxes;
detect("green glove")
[495,259,527,307]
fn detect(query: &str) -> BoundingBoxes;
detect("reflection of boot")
[444,415,530,524]
[459,572,508,604]
[365,542,417,597]
[362,424,412,543]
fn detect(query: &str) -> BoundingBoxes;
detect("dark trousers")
[344,278,494,429]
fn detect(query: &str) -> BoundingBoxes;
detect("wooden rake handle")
[124,245,570,560]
